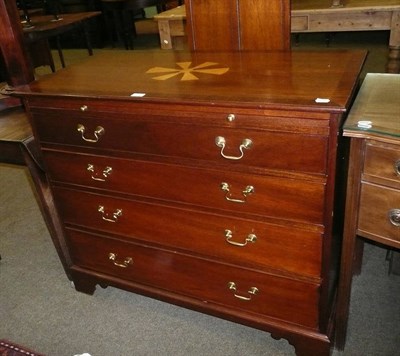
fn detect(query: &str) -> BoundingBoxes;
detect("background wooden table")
[23,11,101,69]
[154,0,400,72]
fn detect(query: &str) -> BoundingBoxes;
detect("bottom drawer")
[67,228,320,328]
[358,182,400,246]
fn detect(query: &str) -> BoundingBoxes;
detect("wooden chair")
[0,1,34,86]
[185,0,291,51]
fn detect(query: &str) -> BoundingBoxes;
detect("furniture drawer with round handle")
[358,182,400,248]
[67,228,320,329]
[363,141,400,189]
[32,111,328,174]
[53,186,323,278]
[43,150,326,225]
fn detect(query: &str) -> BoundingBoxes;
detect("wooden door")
[185,0,291,51]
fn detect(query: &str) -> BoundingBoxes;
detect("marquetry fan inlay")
[146,62,229,81]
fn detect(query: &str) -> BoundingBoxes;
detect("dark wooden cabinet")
[10,49,366,355]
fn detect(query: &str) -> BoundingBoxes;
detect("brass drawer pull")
[225,229,257,247]
[108,253,132,268]
[77,124,105,143]
[220,182,254,203]
[388,209,400,227]
[228,282,259,301]
[395,160,400,176]
[215,136,252,160]
[87,164,112,181]
[98,205,122,223]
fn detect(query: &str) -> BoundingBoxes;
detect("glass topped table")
[336,73,400,350]
[343,73,400,139]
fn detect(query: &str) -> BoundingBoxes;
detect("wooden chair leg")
[27,39,55,72]
[56,36,66,68]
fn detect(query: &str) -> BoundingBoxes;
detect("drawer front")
[44,150,326,224]
[54,187,323,277]
[32,111,328,174]
[363,142,400,188]
[358,182,400,246]
[67,228,320,328]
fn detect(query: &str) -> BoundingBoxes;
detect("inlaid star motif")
[146,62,229,81]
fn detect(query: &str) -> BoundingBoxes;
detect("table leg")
[56,35,66,68]
[335,138,365,350]
[387,11,400,73]
[352,236,364,275]
[22,137,73,280]
[158,19,173,49]
[387,250,400,275]
[82,22,94,56]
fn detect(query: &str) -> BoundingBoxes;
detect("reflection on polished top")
[11,50,366,112]
[344,73,400,138]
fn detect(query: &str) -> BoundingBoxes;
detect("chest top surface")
[12,50,366,112]
[344,73,400,140]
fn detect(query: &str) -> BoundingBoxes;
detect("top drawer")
[363,141,400,189]
[29,107,329,175]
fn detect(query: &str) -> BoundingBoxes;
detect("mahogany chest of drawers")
[11,50,366,355]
